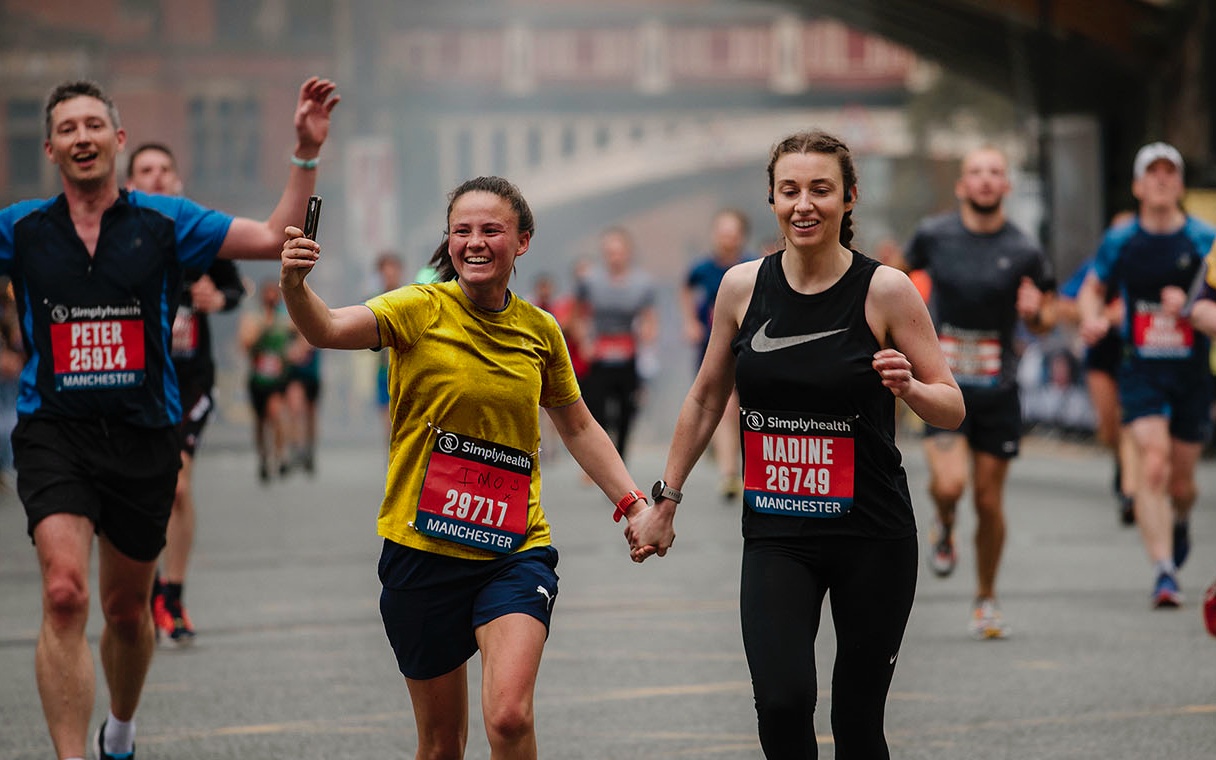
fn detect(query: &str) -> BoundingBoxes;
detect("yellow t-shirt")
[365,281,581,559]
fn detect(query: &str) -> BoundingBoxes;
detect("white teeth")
[467,257,490,264]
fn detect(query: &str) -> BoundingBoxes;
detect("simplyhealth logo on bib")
[416,427,534,553]
[740,408,855,518]
[49,302,145,391]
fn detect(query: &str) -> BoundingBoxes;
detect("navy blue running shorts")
[1118,363,1213,443]
[14,417,182,561]
[378,539,559,680]
[923,386,1022,459]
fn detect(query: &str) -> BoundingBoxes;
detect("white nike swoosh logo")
[750,320,846,353]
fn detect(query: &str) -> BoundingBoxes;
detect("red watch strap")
[613,489,646,522]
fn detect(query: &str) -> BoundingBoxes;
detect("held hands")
[873,348,914,398]
[280,226,320,291]
[624,503,676,563]
[293,77,341,156]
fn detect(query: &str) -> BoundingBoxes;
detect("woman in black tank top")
[628,131,963,759]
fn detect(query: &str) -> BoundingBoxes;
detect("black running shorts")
[14,417,182,561]
[923,385,1022,459]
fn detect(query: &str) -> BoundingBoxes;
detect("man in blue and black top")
[1080,142,1216,610]
[0,76,339,760]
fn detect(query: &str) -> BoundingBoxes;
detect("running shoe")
[1152,572,1183,609]
[1203,581,1216,637]
[928,525,956,578]
[1117,494,1135,526]
[151,593,175,642]
[94,719,135,760]
[968,598,1009,640]
[164,599,196,647]
[1172,521,1190,569]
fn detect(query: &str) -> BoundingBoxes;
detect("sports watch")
[651,479,683,504]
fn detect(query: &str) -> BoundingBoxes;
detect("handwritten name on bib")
[416,427,534,553]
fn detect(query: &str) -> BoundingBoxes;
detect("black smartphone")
[303,195,322,240]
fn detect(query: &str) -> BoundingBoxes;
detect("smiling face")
[44,95,126,190]
[448,190,530,296]
[769,151,853,254]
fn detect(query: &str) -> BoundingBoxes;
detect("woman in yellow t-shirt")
[279,175,652,759]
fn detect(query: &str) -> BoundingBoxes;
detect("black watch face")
[651,481,664,500]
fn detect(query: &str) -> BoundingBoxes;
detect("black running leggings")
[582,360,640,458]
[740,534,918,759]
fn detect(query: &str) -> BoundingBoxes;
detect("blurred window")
[188,95,261,188]
[6,99,45,194]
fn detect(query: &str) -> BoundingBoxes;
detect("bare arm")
[547,399,645,511]
[1017,277,1057,335]
[678,281,705,345]
[626,263,758,559]
[1076,271,1112,346]
[866,266,964,429]
[279,226,380,350]
[1190,298,1216,338]
[546,398,652,554]
[218,77,340,260]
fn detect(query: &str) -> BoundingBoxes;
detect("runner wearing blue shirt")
[680,209,755,500]
[1079,142,1216,609]
[2,77,338,760]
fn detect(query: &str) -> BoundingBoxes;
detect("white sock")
[104,712,136,755]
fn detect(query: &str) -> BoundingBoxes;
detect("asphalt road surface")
[2,430,1214,759]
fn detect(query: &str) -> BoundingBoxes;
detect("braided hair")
[766,130,858,249]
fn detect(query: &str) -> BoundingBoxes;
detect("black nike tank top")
[731,250,915,540]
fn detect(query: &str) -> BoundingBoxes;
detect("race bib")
[740,408,855,518]
[49,303,145,391]
[939,324,1001,387]
[415,426,534,553]
[171,306,199,359]
[593,333,636,363]
[1131,302,1193,359]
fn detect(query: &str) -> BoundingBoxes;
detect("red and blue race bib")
[416,426,534,553]
[741,408,855,518]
